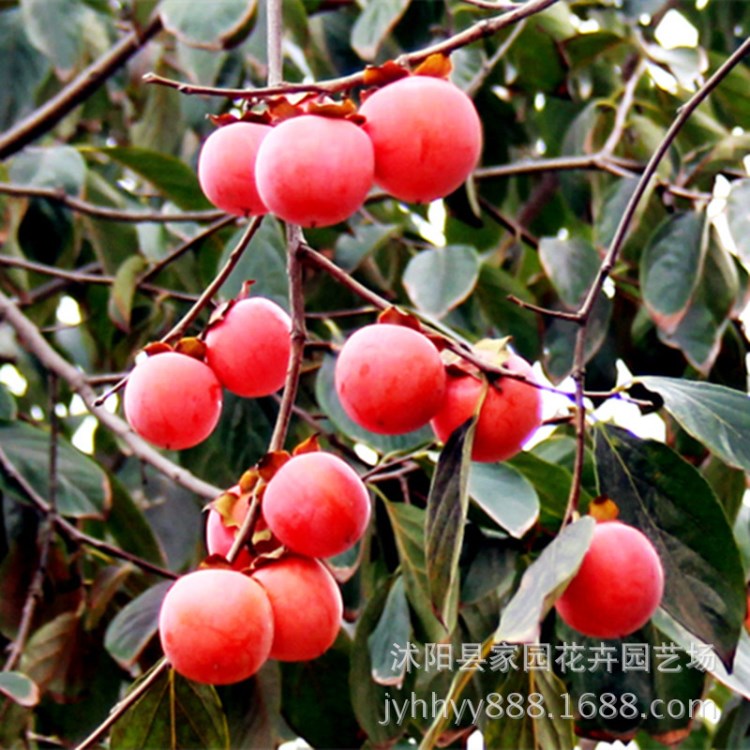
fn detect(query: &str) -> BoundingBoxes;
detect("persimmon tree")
[1,1,750,749]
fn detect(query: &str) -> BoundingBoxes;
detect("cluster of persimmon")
[123,292,291,450]
[335,313,544,462]
[196,67,483,227]
[159,441,371,685]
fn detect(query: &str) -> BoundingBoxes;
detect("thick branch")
[0,16,163,160]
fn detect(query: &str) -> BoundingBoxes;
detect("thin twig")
[143,0,560,100]
[0,445,177,580]
[562,35,750,523]
[72,659,169,750]
[94,216,264,405]
[138,214,237,283]
[0,16,163,160]
[0,183,226,224]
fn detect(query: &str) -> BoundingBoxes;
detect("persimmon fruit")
[253,556,342,661]
[334,323,446,434]
[158,568,273,684]
[255,115,374,227]
[262,452,370,558]
[430,353,542,463]
[360,76,482,203]
[197,121,271,216]
[555,521,665,639]
[205,297,291,398]
[124,352,223,450]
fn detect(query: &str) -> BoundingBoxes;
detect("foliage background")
[2,0,750,748]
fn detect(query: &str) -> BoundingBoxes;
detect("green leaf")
[90,146,212,210]
[384,501,445,644]
[0,421,110,518]
[0,383,17,421]
[640,212,706,333]
[104,581,172,670]
[281,644,361,749]
[468,462,539,539]
[636,376,750,473]
[351,0,411,60]
[0,671,40,707]
[335,223,398,272]
[595,424,745,669]
[402,245,480,320]
[367,576,411,687]
[315,353,433,454]
[9,145,87,196]
[20,611,83,696]
[0,9,49,131]
[727,178,750,264]
[509,452,589,530]
[482,667,575,750]
[21,0,87,75]
[217,220,289,308]
[475,263,541,363]
[105,474,167,567]
[425,416,476,632]
[160,0,256,49]
[108,255,148,332]
[350,576,410,747]
[654,609,750,703]
[557,619,705,740]
[110,667,230,750]
[495,517,596,643]
[539,236,600,309]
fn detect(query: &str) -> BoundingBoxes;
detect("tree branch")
[0,290,222,500]
[0,182,225,224]
[0,16,164,161]
[143,0,560,100]
[562,35,750,522]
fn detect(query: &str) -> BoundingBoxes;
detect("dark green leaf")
[425,416,476,632]
[9,145,86,196]
[217,220,289,308]
[110,667,230,749]
[403,244,480,319]
[0,421,110,518]
[160,0,256,49]
[350,576,410,746]
[482,667,575,750]
[335,222,398,272]
[108,255,148,332]
[640,212,705,333]
[367,575,411,686]
[539,236,600,309]
[104,581,172,670]
[21,0,87,75]
[636,376,750,473]
[495,517,596,643]
[281,643,361,749]
[0,9,49,131]
[384,501,445,644]
[351,0,411,60]
[0,383,17,421]
[595,424,745,668]
[468,462,539,539]
[0,671,40,707]
[315,354,432,454]
[92,146,212,210]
